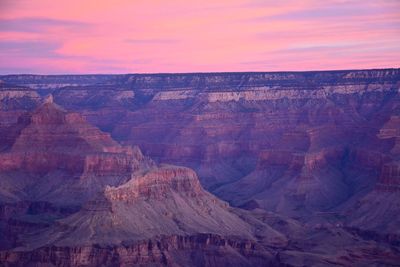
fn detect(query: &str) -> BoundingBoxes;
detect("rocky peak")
[0,100,148,177]
[30,99,67,124]
[24,165,259,249]
[11,99,117,153]
[105,165,204,201]
[43,94,53,104]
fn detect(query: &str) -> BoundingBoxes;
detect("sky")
[0,0,399,74]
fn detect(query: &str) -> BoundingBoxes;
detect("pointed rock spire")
[44,94,54,104]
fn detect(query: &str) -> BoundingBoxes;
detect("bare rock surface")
[1,69,400,266]
[0,100,284,266]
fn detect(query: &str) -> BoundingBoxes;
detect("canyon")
[0,69,400,266]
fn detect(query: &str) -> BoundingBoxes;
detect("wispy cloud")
[0,0,398,74]
[0,40,61,58]
[0,17,91,33]
[266,5,380,21]
[125,38,179,44]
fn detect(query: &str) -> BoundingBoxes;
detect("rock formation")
[345,113,400,237]
[1,69,400,266]
[0,99,284,266]
[0,99,153,211]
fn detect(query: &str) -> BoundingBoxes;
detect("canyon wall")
[1,69,400,266]
[1,69,399,220]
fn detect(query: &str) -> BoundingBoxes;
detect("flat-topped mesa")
[105,165,204,201]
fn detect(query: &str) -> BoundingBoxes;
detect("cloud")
[268,5,378,20]
[0,17,90,33]
[247,1,399,23]
[0,40,61,58]
[125,38,179,44]
[0,0,399,73]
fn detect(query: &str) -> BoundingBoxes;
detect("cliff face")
[0,234,278,267]
[0,100,285,266]
[4,69,398,214]
[344,112,400,235]
[0,100,153,208]
[1,69,400,266]
[0,83,41,151]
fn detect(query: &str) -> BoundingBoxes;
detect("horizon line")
[1,67,399,77]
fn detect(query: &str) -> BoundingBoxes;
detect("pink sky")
[0,0,399,74]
